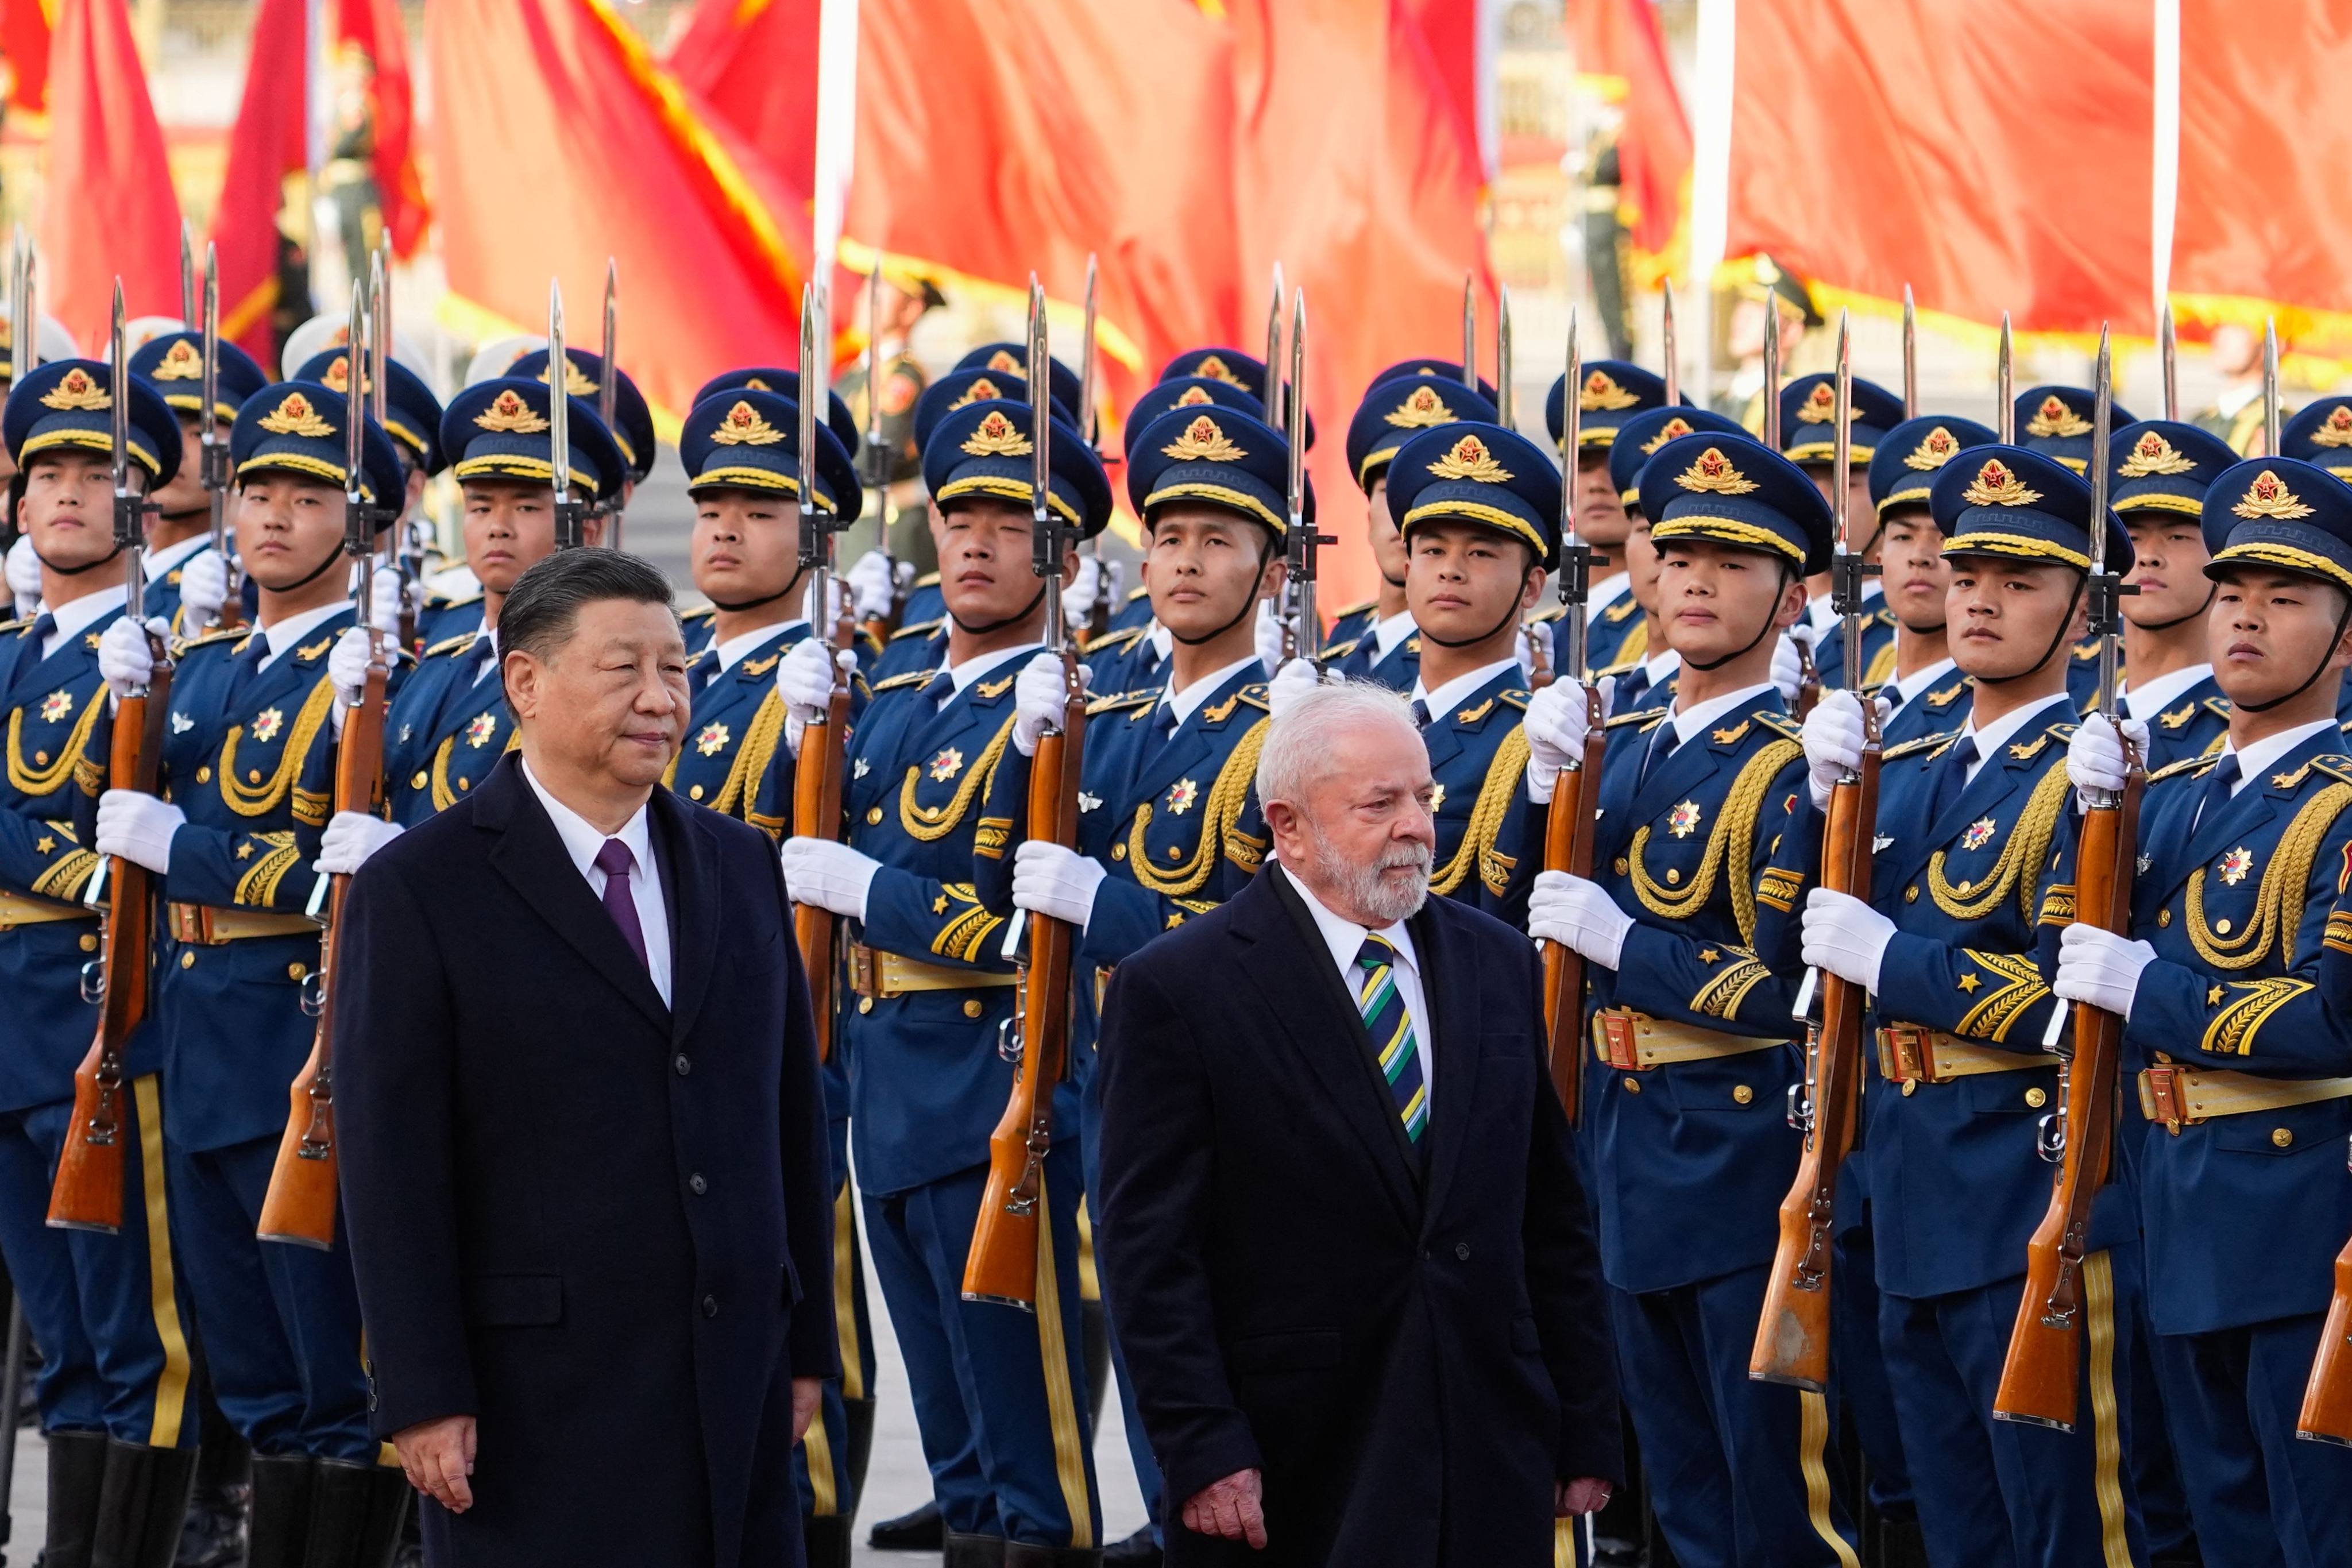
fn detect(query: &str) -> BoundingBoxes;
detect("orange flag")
[428,0,808,426]
[667,0,818,200]
[36,0,181,352]
[1572,0,1691,283]
[338,0,428,258]
[1725,0,2153,335]
[2,0,53,125]
[207,0,306,360]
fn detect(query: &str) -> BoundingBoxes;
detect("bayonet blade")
[2264,318,2282,455]
[109,283,128,504]
[1660,281,1678,406]
[179,222,194,327]
[1833,312,1860,693]
[1760,294,1782,449]
[1996,312,2014,442]
[344,281,366,515]
[1461,272,1477,392]
[2160,301,2179,422]
[1902,284,1918,418]
[1561,308,1586,683]
[1287,287,1315,663]
[548,280,573,546]
[1264,264,1284,426]
[1496,285,1515,427]
[1077,254,1099,449]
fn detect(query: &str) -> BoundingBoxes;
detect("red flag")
[2,0,52,124]
[667,0,818,202]
[427,0,809,426]
[2170,0,2352,358]
[338,0,428,258]
[36,0,181,352]
[1571,0,1691,283]
[1725,0,2153,336]
[207,0,306,360]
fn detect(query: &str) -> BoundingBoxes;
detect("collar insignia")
[1668,799,1703,838]
[1674,446,1759,495]
[1428,433,1511,483]
[711,400,785,446]
[1711,719,1750,746]
[2232,469,2315,519]
[1455,697,1496,724]
[1640,415,1697,454]
[1963,458,2041,507]
[2119,429,2196,478]
[1961,816,1997,851]
[1163,415,1244,462]
[2160,701,2196,730]
[1166,777,1199,815]
[258,392,335,438]
[1902,426,1963,470]
[1384,383,1455,428]
[476,389,549,434]
[1795,381,1845,424]
[1927,680,1965,706]
[961,410,1032,457]
[250,707,284,744]
[2009,733,2049,760]
[296,638,332,661]
[40,368,108,411]
[976,674,1016,700]
[695,721,731,756]
[1194,354,1249,388]
[928,746,964,782]
[2219,845,2254,886]
[2026,395,2091,438]
[151,339,203,381]
[465,711,500,748]
[1579,369,1640,412]
[740,654,780,678]
[985,349,1024,375]
[2312,404,2352,448]
[38,690,72,723]
[950,376,1005,410]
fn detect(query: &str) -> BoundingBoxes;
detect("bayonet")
[344,281,369,613]
[1760,292,1782,449]
[200,244,235,628]
[2160,302,2178,422]
[1902,285,1918,418]
[600,258,621,549]
[1830,312,1875,695]
[9,228,28,386]
[1461,272,1477,392]
[797,281,824,594]
[179,223,194,329]
[1029,276,1056,637]
[1264,264,1285,425]
[110,284,138,624]
[2088,327,2119,717]
[548,281,581,550]
[1661,281,1678,406]
[1496,285,1515,427]
[2264,318,2282,456]
[1284,287,1316,666]
[1997,312,2015,442]
[1558,309,1586,675]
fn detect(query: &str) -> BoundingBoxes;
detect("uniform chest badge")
[1166,778,1199,816]
[2138,852,2153,875]
[1669,799,1703,838]
[1873,834,1895,853]
[2159,701,2196,731]
[465,712,499,749]
[250,708,284,743]
[37,690,72,724]
[853,758,870,780]
[397,724,412,745]
[2219,846,2254,886]
[1961,816,1997,851]
[928,747,963,782]
[171,710,194,735]
[1428,783,1446,813]
[1079,791,1102,813]
[695,721,731,756]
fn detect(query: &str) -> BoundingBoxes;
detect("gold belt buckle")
[1595,1011,1644,1072]
[848,945,879,999]
[1879,1025,1933,1085]
[168,904,215,946]
[2142,1066,2189,1134]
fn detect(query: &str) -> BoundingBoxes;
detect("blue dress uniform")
[1322,614,1419,692]
[1859,416,2001,750]
[0,362,201,1546]
[1079,620,1167,699]
[1879,670,1972,750]
[1783,374,1907,691]
[822,397,1107,1557]
[128,332,270,636]
[380,379,627,827]
[2029,389,2141,706]
[1548,360,1676,671]
[1573,432,1859,1568]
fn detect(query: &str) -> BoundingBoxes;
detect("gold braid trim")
[2200,976,2310,1057]
[1127,718,1271,896]
[218,680,336,819]
[1629,739,1801,944]
[430,718,521,813]
[713,690,789,820]
[2038,883,2078,926]
[1431,727,1532,897]
[930,882,1005,962]
[1953,949,2051,1043]
[32,846,99,901]
[2325,909,2352,957]
[1863,636,1899,689]
[1693,947,1772,1019]
[232,832,303,906]
[898,717,1015,843]
[8,690,105,797]
[1928,763,2071,924]
[2186,782,2352,970]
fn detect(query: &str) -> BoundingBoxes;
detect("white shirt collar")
[520,756,655,886]
[941,642,1041,696]
[1160,654,1263,728]
[1287,866,1420,979]
[1371,607,1417,656]
[1413,656,1522,721]
[1640,647,1681,688]
[1670,681,1775,747]
[144,534,210,576]
[2219,718,2338,795]
[2118,662,2212,723]
[1890,656,1957,708]
[256,601,351,669]
[1958,691,2071,778]
[41,585,123,649]
[1148,623,1172,663]
[713,619,806,674]
[1588,572,1632,614]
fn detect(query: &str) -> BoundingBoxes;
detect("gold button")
[1901,1080,1917,1096]
[2157,909,2172,927]
[249,768,262,784]
[1168,844,1182,860]
[288,962,307,981]
[1665,867,1680,885]
[196,766,212,784]
[1732,1084,1754,1105]
[1614,857,1629,875]
[1111,843,1127,860]
[689,785,704,801]
[78,933,96,952]
[459,779,469,791]
[411,771,428,789]
[32,750,45,765]
[2273,1126,2294,1148]
[2215,918,2233,936]
[1623,1076,1641,1093]
[2025,1086,2048,1109]
[179,951,194,970]
[963,999,983,1018]
[1956,879,1972,895]
[866,806,883,825]
[1905,885,1919,903]
[857,997,873,1014]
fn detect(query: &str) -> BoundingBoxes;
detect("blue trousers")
[863,1150,1099,1548]
[166,1132,372,1459]
[1832,1222,1913,1517]
[1878,1253,2146,1568]
[792,1177,874,1524]
[2151,1312,2352,1568]
[1608,1264,1861,1568]
[0,1080,196,1446]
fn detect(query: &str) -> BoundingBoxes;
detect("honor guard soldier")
[125,332,267,635]
[2103,421,2240,770]
[1782,372,1906,688]
[1771,446,2147,1567]
[1545,359,1673,670]
[1328,368,1501,692]
[2053,456,2352,1568]
[1866,416,1998,748]
[1381,419,1559,924]
[2016,385,2140,705]
[1523,431,1861,1567]
[91,380,410,1566]
[2276,400,2352,729]
[779,396,1109,1565]
[1595,405,1752,714]
[0,361,202,1565]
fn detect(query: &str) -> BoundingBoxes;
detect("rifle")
[791,281,852,1069]
[2303,1195,2352,1443]
[600,258,623,551]
[1996,312,2015,442]
[964,279,1084,1311]
[1752,314,1875,1391]
[200,244,240,631]
[2160,303,2179,422]
[2264,318,2282,457]
[1762,295,1819,719]
[1662,279,1679,403]
[1461,271,1477,393]
[860,264,898,645]
[1995,329,2130,1427]
[49,285,166,1234]
[549,281,584,551]
[1076,255,1110,644]
[1540,309,1605,1126]
[259,283,384,1250]
[1496,284,1515,428]
[1277,291,1325,666]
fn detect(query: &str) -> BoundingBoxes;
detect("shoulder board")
[2146,753,2215,784]
[1079,623,1147,656]
[1527,601,1566,624]
[2202,696,2233,719]
[169,627,246,657]
[1754,712,1803,741]
[426,589,483,611]
[1333,598,1375,619]
[1086,690,1158,716]
[1497,689,1530,711]
[679,603,715,623]
[2046,721,2079,742]
[1322,636,1363,659]
[889,617,944,643]
[426,631,478,658]
[1235,682,1270,712]
[0,616,25,636]
[1883,731,1956,761]
[2072,639,2099,661]
[1605,706,1670,731]
[1874,607,1897,627]
[1123,584,1149,603]
[1596,655,1646,678]
[914,571,941,589]
[1602,599,1640,623]
[2310,756,2352,787]
[871,670,932,693]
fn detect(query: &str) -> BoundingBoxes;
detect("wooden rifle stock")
[1540,686,1606,1122]
[962,653,1087,1310]
[1994,770,2140,1427]
[1751,743,1878,1389]
[792,625,855,1065]
[2302,1231,2352,1445]
[49,638,174,1232]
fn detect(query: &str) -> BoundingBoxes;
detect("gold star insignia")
[695,722,731,757]
[33,836,52,853]
[235,843,254,860]
[1428,783,1446,813]
[928,747,963,782]
[1699,948,1720,963]
[2207,985,2225,1006]
[1957,973,1982,993]
[933,894,949,914]
[250,708,284,743]
[1166,778,1199,816]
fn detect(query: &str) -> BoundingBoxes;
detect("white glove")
[315,810,404,875]
[1267,656,1323,720]
[779,836,882,922]
[1799,887,1897,992]
[846,550,895,620]
[1064,554,1103,629]
[1799,689,1883,812]
[2067,714,2150,813]
[800,571,851,628]
[1013,651,1084,758]
[358,563,403,635]
[327,626,376,710]
[1011,839,1107,930]
[1772,625,1816,706]
[1528,871,1635,971]
[775,638,855,759]
[6,535,41,617]
[2054,922,2155,1021]
[1523,675,1616,806]
[1253,596,1285,674]
[97,616,167,700]
[94,789,184,874]
[177,550,230,628]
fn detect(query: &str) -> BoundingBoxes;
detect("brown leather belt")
[1875,1024,2049,1086]
[1591,1007,1786,1072]
[2138,1065,2352,1133]
[845,942,1017,999]
[0,890,94,930]
[167,903,319,946]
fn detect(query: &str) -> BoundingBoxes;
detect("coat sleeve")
[334,852,475,1438]
[1095,958,1264,1506]
[767,844,842,1379]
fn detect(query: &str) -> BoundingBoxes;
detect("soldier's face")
[505,597,689,790]
[1655,540,1803,666]
[1365,477,1407,588]
[1405,522,1543,648]
[1146,507,1283,645]
[462,480,602,594]
[1945,558,2085,681]
[1624,516,1662,616]
[234,475,347,591]
[21,451,121,573]
[2208,569,2352,710]
[1880,511,1951,634]
[690,489,802,607]
[1805,465,1878,556]
[937,497,1073,629]
[2124,517,2214,631]
[1577,450,1629,546]
[147,415,207,517]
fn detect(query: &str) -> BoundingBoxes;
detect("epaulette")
[1526,601,1565,624]
[679,603,715,622]
[1597,655,1646,679]
[2309,756,2352,787]
[2203,696,2233,720]
[1602,598,1640,624]
[1080,623,1147,656]
[1123,584,1149,604]
[2072,639,2099,661]
[1234,682,1270,712]
[0,616,26,636]
[2145,753,2214,784]
[1883,730,1956,762]
[1086,689,1157,716]
[426,590,483,611]
[1875,606,1898,627]
[1497,689,1531,711]
[1322,636,1363,659]
[871,669,932,694]
[1754,711,1803,741]
[1606,706,1670,731]
[889,616,944,643]
[914,570,941,589]
[1333,598,1376,620]
[169,627,246,658]
[426,631,478,658]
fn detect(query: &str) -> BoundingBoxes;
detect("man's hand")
[393,1414,477,1515]
[1557,1477,1613,1518]
[790,1377,822,1445]
[1181,1468,1267,1550]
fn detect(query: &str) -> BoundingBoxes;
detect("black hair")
[499,548,676,673]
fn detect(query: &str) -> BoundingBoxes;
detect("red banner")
[1571,0,1691,280]
[2,0,52,123]
[667,0,818,204]
[207,0,305,360]
[339,0,428,259]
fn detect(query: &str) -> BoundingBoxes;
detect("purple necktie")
[594,838,648,970]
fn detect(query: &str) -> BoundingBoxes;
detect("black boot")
[90,1440,200,1568]
[1875,1513,1929,1568]
[1079,1298,1111,1448]
[174,1432,249,1568]
[355,1463,411,1568]
[801,1513,852,1568]
[942,1534,1007,1568]
[303,1458,411,1568]
[867,1500,942,1551]
[1100,1524,1160,1566]
[841,1395,876,1515]
[244,1455,314,1568]
[1004,1546,1102,1568]
[43,1430,113,1568]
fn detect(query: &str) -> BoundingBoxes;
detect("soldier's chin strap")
[2235,583,2352,713]
[950,580,1048,639]
[281,534,356,594]
[32,540,121,576]
[1683,562,1793,673]
[1422,557,1542,651]
[1975,573,2086,686]
[706,567,799,616]
[1168,533,1277,648]
[2134,581,2215,634]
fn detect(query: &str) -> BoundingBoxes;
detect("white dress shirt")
[1368,608,1417,658]
[1885,656,1957,716]
[1588,572,1632,618]
[1667,680,1777,747]
[2212,719,2338,802]
[2117,662,2214,724]
[1953,691,2070,787]
[522,758,673,1007]
[1290,869,1433,1115]
[712,619,809,675]
[934,643,1042,706]
[40,586,123,659]
[144,533,211,581]
[254,601,353,671]
[1158,654,1262,728]
[1413,656,1524,724]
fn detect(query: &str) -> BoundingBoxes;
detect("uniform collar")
[1668,680,1774,747]
[1371,607,1417,656]
[941,642,1040,697]
[1808,582,1882,635]
[2218,718,2338,795]
[1889,656,1957,708]
[1413,656,1520,721]
[40,584,123,648]
[2117,662,2212,721]
[255,600,352,669]
[1160,654,1262,727]
[1588,572,1632,615]
[712,618,807,674]
[144,533,211,576]
[1959,690,2069,771]
[1640,647,1681,688]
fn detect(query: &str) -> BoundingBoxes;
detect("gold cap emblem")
[319,354,374,397]
[1902,427,1961,470]
[2312,404,2352,449]
[150,339,203,382]
[1428,432,1512,483]
[1673,446,1759,495]
[710,399,783,446]
[1640,416,1697,455]
[2025,394,2090,439]
[2231,469,2315,520]
[1193,354,1249,388]
[2118,430,2195,478]
[1795,381,1845,424]
[1163,414,1244,462]
[538,358,597,397]
[986,349,1024,376]
[1384,384,1455,428]
[40,368,109,411]
[1963,458,2042,507]
[1579,369,1639,412]
[475,388,550,434]
[257,391,335,438]
[744,376,773,391]
[949,376,1005,411]
[1175,385,1216,407]
[961,408,1032,457]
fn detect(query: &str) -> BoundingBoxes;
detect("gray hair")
[1255,679,1420,809]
